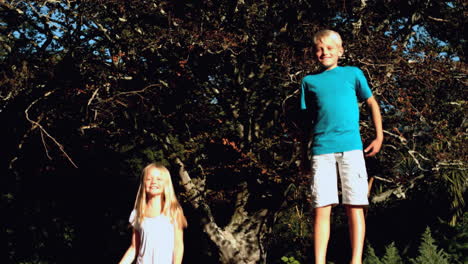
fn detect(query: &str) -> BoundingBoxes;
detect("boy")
[300,29,383,264]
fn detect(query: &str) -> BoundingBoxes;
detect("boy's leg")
[337,150,369,264]
[310,153,338,264]
[314,205,332,264]
[346,205,366,264]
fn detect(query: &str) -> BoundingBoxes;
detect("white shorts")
[310,150,369,208]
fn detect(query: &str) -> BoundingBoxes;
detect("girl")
[119,163,188,264]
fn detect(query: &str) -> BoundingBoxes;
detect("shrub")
[411,227,449,264]
[381,242,404,264]
[363,243,383,264]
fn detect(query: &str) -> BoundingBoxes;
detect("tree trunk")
[175,158,270,264]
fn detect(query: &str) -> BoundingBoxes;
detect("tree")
[363,243,383,264]
[0,0,466,263]
[411,227,449,264]
[381,242,404,264]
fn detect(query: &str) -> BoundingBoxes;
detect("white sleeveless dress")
[129,210,175,264]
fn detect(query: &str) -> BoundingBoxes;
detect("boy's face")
[314,36,343,70]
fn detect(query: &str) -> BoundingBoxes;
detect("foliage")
[438,168,467,226]
[364,225,463,264]
[363,243,383,264]
[381,242,404,264]
[268,203,312,263]
[441,212,468,264]
[0,0,465,263]
[280,256,301,264]
[411,227,449,264]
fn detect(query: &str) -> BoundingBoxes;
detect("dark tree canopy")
[0,1,466,263]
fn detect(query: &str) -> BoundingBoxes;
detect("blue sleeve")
[300,77,308,110]
[355,68,372,101]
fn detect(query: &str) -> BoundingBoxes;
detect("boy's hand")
[365,96,383,157]
[364,138,383,157]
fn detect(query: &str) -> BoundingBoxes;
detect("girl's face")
[145,168,165,197]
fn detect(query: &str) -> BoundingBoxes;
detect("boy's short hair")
[313,29,343,47]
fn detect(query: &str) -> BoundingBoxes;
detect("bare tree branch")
[428,16,450,22]
[24,90,78,168]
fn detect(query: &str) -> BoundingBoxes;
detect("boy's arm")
[364,96,383,157]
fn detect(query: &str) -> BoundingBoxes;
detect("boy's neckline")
[321,65,341,73]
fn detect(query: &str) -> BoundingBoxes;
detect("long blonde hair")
[133,163,187,229]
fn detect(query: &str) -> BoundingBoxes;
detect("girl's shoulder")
[129,209,137,226]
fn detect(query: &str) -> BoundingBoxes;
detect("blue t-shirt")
[300,66,372,155]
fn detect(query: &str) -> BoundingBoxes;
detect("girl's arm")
[119,229,140,264]
[364,96,383,157]
[173,225,184,264]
